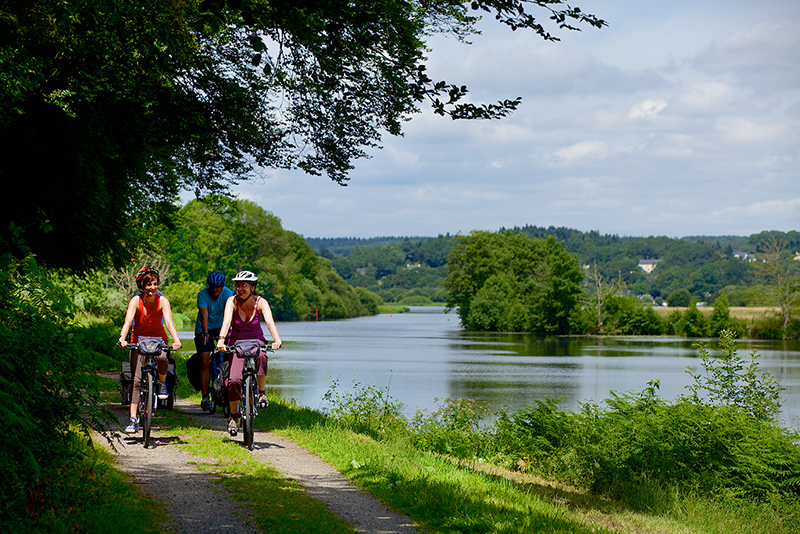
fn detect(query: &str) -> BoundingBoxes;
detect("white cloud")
[713,198,800,218]
[554,140,612,163]
[627,99,668,121]
[717,118,791,145]
[674,82,735,114]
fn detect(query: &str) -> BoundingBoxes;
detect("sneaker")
[257,392,268,409]
[124,417,138,433]
[157,381,169,400]
[200,396,211,412]
[227,415,239,437]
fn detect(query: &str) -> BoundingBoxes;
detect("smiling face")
[235,281,255,299]
[141,274,159,296]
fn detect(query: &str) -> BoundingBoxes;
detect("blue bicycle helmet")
[207,272,226,287]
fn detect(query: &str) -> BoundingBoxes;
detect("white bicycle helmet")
[232,270,258,283]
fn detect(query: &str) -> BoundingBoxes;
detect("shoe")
[257,392,268,409]
[124,417,138,433]
[228,415,239,437]
[157,381,169,400]
[201,396,211,412]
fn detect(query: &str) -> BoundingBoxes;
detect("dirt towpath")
[100,397,419,534]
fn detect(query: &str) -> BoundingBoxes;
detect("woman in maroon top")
[217,270,282,436]
[118,267,182,433]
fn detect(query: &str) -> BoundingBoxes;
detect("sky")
[206,0,800,240]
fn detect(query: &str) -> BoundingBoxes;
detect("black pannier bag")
[119,361,132,405]
[186,353,203,391]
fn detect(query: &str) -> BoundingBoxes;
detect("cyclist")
[216,270,282,436]
[118,267,182,433]
[194,272,233,411]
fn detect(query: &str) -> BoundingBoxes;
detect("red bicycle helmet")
[135,267,159,290]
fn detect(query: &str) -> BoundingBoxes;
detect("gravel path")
[100,396,419,534]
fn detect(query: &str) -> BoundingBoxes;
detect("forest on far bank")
[307,228,799,307]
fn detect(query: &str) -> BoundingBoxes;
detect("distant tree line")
[311,228,799,338]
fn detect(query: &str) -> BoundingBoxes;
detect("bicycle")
[224,339,272,450]
[119,336,173,448]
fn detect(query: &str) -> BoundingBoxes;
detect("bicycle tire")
[243,374,254,450]
[143,371,154,448]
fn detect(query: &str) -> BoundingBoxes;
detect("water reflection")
[255,307,800,429]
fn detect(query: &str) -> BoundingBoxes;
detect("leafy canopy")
[1,0,605,270]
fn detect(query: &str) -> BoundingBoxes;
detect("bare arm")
[216,296,235,351]
[160,297,183,350]
[117,297,139,347]
[199,307,210,333]
[259,298,282,350]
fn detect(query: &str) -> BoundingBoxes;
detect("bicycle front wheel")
[242,374,254,450]
[142,372,154,448]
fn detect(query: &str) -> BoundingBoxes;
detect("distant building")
[406,263,421,270]
[637,259,662,274]
[356,267,366,276]
[733,251,755,261]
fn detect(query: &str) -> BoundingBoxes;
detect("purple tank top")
[229,296,266,342]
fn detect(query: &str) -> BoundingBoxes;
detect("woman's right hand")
[118,339,128,348]
[216,339,225,352]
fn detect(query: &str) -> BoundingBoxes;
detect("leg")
[129,350,144,419]
[255,351,269,408]
[200,351,210,395]
[227,355,245,415]
[154,349,169,399]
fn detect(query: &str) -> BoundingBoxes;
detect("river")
[257,307,800,429]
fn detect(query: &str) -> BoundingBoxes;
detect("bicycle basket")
[138,336,164,355]
[234,340,261,358]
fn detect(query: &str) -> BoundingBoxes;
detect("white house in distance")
[637,259,662,274]
[733,251,756,262]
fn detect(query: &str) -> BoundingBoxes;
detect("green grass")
[158,415,355,534]
[259,394,800,534]
[20,436,168,534]
[71,344,800,534]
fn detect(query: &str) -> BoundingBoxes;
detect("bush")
[0,251,113,525]
[667,288,693,307]
[322,379,407,441]
[409,397,489,458]
[481,336,799,504]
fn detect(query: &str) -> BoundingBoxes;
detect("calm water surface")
[258,307,800,429]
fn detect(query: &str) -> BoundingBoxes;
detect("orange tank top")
[133,295,167,342]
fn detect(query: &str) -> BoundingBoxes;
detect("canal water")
[260,307,800,429]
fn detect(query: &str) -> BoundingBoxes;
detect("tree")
[166,196,380,320]
[444,231,583,334]
[752,235,800,338]
[667,288,693,308]
[1,0,606,270]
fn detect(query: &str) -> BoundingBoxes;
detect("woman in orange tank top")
[118,267,182,433]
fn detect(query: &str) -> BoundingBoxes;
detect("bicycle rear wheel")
[242,374,254,450]
[142,371,154,448]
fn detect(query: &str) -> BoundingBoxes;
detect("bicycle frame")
[226,340,272,450]
[120,339,171,448]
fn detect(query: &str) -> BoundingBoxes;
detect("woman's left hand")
[172,341,182,350]
[271,340,281,350]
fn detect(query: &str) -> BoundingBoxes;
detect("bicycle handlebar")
[222,341,274,354]
[117,341,175,352]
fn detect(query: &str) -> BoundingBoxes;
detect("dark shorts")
[194,327,222,353]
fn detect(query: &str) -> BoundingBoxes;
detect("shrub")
[0,251,113,525]
[409,397,490,458]
[667,288,693,307]
[322,378,407,440]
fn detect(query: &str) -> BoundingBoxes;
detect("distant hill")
[305,235,435,256]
